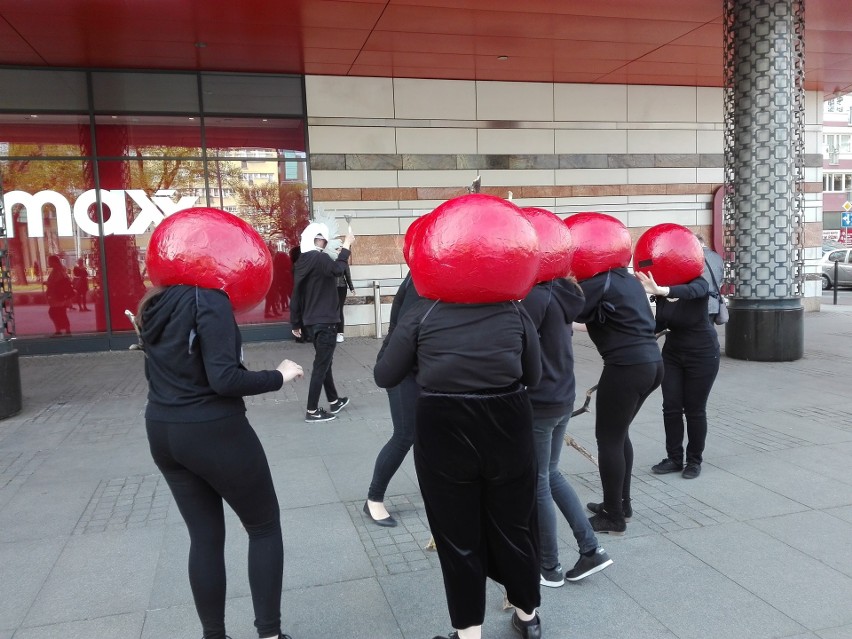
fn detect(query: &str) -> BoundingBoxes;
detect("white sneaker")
[336,333,344,342]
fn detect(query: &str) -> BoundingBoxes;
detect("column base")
[725,301,803,362]
[0,348,23,419]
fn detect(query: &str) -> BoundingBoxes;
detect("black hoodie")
[140,285,283,422]
[521,278,586,417]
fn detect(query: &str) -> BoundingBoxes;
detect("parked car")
[821,248,852,289]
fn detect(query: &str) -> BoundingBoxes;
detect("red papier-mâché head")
[633,223,704,287]
[146,207,273,313]
[403,214,430,265]
[408,194,540,303]
[563,212,632,281]
[521,207,573,283]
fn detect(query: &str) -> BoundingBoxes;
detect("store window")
[824,172,852,192]
[0,69,308,349]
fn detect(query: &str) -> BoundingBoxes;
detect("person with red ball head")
[634,225,720,480]
[375,194,544,639]
[139,207,304,639]
[568,213,663,536]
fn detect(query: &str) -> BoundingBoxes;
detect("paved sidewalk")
[1,307,852,639]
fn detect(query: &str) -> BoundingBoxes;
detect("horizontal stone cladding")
[314,182,823,202]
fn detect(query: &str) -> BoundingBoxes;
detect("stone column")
[1,174,23,419]
[723,0,805,361]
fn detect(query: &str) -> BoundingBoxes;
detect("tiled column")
[723,0,805,361]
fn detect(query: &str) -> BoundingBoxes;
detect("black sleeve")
[344,264,354,291]
[668,277,709,300]
[196,289,284,396]
[575,274,606,323]
[518,305,542,387]
[290,271,303,329]
[374,308,419,388]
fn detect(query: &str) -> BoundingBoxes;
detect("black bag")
[705,262,728,325]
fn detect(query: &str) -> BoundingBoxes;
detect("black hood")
[140,285,199,346]
[538,278,585,323]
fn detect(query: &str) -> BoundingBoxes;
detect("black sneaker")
[651,457,684,474]
[431,633,459,639]
[587,499,632,521]
[565,547,613,581]
[511,611,542,639]
[305,408,336,423]
[329,397,350,414]
[682,463,701,479]
[540,563,564,588]
[589,510,626,536]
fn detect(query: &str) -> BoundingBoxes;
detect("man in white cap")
[290,222,355,422]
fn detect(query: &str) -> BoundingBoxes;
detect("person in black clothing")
[576,268,663,535]
[290,222,354,422]
[522,276,613,587]
[138,284,303,639]
[375,299,544,639]
[637,271,719,479]
[335,262,355,342]
[364,272,424,527]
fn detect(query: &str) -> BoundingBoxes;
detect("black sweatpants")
[146,414,283,639]
[595,361,664,516]
[414,385,540,629]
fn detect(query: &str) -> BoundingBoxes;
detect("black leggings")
[146,414,283,639]
[368,373,419,502]
[595,361,664,516]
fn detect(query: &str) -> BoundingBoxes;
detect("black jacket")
[290,248,351,329]
[521,279,586,417]
[374,300,542,393]
[576,268,661,366]
[141,286,283,421]
[653,276,719,356]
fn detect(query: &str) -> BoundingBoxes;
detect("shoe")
[336,333,344,342]
[565,547,613,581]
[540,563,564,588]
[587,499,632,522]
[652,457,684,474]
[431,633,459,639]
[305,408,336,423]
[682,463,701,479]
[329,396,350,414]
[363,500,397,527]
[511,611,542,639]
[589,510,626,536]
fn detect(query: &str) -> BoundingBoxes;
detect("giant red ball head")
[521,207,573,282]
[633,223,704,287]
[409,194,540,303]
[563,212,632,281]
[402,213,430,265]
[146,207,273,313]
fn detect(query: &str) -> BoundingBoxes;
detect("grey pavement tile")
[268,455,343,510]
[378,567,449,638]
[612,534,804,639]
[668,522,852,631]
[818,625,852,639]
[23,527,165,627]
[712,453,852,509]
[13,612,144,639]
[283,578,403,639]
[749,510,852,578]
[768,444,852,485]
[282,502,374,590]
[825,505,852,525]
[141,601,212,639]
[0,537,65,628]
[0,478,98,543]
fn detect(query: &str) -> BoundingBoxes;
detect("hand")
[277,359,304,382]
[341,231,355,250]
[635,271,669,297]
[291,328,302,338]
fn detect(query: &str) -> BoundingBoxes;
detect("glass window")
[0,114,91,157]
[201,74,304,116]
[204,117,306,155]
[93,115,203,157]
[833,174,844,191]
[1,159,103,338]
[828,250,846,262]
[92,72,199,113]
[0,69,88,111]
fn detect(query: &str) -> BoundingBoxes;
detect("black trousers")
[336,286,347,333]
[368,373,419,501]
[146,414,283,639]
[595,361,664,516]
[305,323,340,411]
[661,347,720,464]
[415,386,540,629]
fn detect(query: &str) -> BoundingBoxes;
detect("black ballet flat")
[363,500,397,527]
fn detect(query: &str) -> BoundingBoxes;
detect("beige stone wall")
[304,77,825,333]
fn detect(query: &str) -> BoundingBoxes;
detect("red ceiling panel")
[0,0,850,96]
